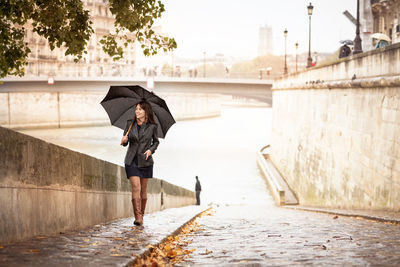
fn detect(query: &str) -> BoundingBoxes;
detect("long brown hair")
[136,100,155,124]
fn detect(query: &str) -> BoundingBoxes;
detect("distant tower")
[258,25,273,56]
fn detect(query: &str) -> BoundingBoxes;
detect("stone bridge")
[0,77,272,129]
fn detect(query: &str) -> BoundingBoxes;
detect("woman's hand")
[121,135,128,145]
[144,150,152,160]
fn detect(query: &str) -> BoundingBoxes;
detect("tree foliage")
[230,54,284,79]
[0,0,177,78]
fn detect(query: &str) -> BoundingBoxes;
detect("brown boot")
[131,198,143,226]
[141,198,147,220]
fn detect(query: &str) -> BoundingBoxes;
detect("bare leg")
[129,176,141,199]
[129,176,142,225]
[140,178,148,216]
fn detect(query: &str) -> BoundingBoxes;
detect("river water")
[20,107,273,205]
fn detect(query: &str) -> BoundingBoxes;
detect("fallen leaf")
[167,250,177,258]
[133,208,215,267]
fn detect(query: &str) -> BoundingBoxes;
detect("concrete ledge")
[273,75,400,90]
[0,126,196,244]
[256,145,298,206]
[0,206,210,266]
[274,42,400,85]
[283,206,400,225]
[0,90,222,130]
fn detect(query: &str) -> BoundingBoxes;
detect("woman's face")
[135,104,146,121]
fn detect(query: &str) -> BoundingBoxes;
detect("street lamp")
[307,2,314,68]
[295,42,299,73]
[203,51,206,78]
[353,0,363,54]
[284,28,288,75]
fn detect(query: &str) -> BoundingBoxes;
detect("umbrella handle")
[120,120,134,145]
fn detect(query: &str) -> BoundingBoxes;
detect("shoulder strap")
[121,120,134,145]
[125,120,134,137]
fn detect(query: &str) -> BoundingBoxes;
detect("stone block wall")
[0,81,222,129]
[270,44,400,211]
[0,126,195,244]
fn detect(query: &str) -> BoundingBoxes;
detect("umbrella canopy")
[340,39,354,46]
[100,85,175,138]
[371,33,391,42]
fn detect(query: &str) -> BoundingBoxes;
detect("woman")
[121,100,159,226]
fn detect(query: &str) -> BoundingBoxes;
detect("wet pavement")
[183,203,400,266]
[16,107,400,266]
[0,206,206,267]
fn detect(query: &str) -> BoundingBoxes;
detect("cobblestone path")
[183,204,400,266]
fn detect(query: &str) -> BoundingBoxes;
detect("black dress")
[124,124,153,179]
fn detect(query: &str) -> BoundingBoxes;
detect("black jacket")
[122,119,159,167]
[195,180,201,191]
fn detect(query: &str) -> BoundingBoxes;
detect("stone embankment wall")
[0,86,221,129]
[270,43,400,211]
[0,126,195,244]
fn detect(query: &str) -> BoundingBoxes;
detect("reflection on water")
[20,107,273,205]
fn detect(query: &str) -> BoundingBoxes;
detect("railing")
[20,64,279,80]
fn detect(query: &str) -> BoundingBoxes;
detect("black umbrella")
[100,85,175,138]
[340,39,354,46]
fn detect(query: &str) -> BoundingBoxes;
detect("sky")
[156,0,357,59]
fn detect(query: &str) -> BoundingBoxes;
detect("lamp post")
[284,28,288,75]
[171,52,174,77]
[307,2,314,68]
[353,0,363,54]
[295,42,299,73]
[203,51,206,78]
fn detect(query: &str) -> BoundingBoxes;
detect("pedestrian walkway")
[0,206,206,267]
[182,203,400,266]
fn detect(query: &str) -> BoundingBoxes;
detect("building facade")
[371,0,400,44]
[24,0,137,78]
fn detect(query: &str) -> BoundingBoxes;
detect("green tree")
[230,54,283,79]
[198,62,226,78]
[161,63,172,76]
[0,0,177,78]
